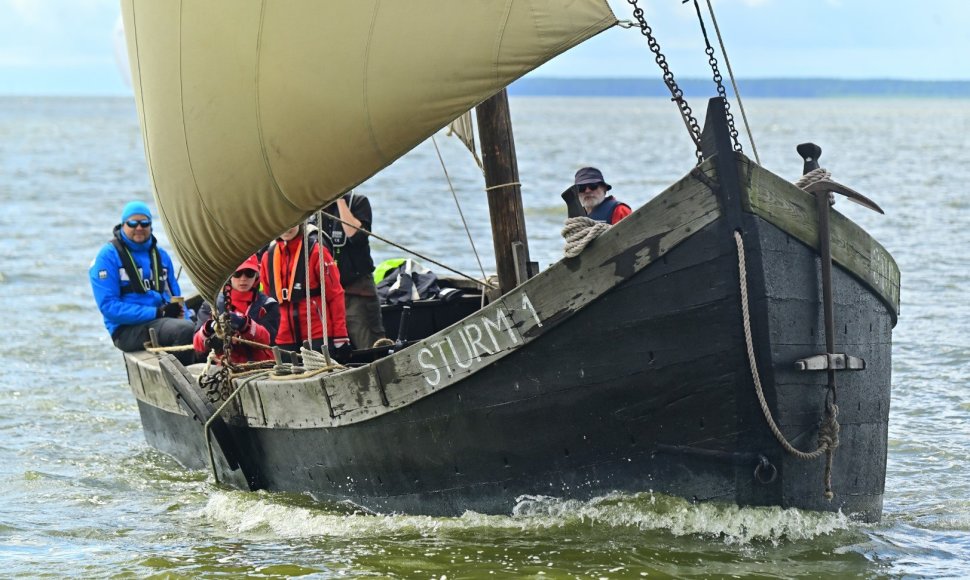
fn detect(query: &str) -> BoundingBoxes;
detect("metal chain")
[690,0,742,152]
[220,284,235,375]
[626,0,703,162]
[197,285,242,403]
[199,364,229,403]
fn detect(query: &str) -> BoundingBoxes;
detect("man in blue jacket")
[89,200,195,364]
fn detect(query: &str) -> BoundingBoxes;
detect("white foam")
[515,492,852,545]
[197,490,851,545]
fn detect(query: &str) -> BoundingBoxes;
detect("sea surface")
[0,95,968,578]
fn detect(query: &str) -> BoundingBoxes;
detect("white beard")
[580,190,606,213]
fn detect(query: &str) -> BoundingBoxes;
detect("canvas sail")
[119,0,617,300]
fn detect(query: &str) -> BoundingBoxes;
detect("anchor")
[793,143,882,374]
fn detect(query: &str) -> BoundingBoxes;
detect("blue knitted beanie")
[121,200,152,223]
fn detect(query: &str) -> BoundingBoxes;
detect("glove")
[157,302,183,319]
[329,337,353,363]
[205,335,225,353]
[229,312,249,332]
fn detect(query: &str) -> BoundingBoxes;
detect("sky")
[0,0,967,96]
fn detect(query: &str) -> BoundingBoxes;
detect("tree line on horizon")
[510,78,970,98]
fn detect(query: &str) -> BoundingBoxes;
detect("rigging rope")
[320,211,496,290]
[733,230,840,499]
[314,210,333,365]
[145,344,195,352]
[431,135,490,286]
[302,223,314,354]
[203,370,268,484]
[483,181,521,192]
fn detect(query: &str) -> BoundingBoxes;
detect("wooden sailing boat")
[118,0,898,521]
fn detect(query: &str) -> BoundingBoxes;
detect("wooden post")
[476,88,530,296]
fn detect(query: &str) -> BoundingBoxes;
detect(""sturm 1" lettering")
[417,293,542,386]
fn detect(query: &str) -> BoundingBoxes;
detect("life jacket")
[587,196,623,224]
[263,232,327,345]
[263,233,324,303]
[321,192,376,286]
[322,193,353,250]
[110,234,170,295]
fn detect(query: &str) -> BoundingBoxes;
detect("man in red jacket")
[260,224,350,359]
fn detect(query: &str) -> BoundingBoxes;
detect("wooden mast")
[476,88,531,296]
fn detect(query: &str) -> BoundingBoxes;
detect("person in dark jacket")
[89,200,195,364]
[564,167,632,225]
[194,255,280,364]
[321,192,387,349]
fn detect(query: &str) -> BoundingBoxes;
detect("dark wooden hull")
[124,100,897,521]
[128,188,895,519]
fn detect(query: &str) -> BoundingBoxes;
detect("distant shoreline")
[2,78,969,99]
[509,77,970,98]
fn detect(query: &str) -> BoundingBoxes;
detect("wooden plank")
[324,365,386,422]
[250,379,335,428]
[740,157,900,315]
[126,352,186,414]
[236,380,266,426]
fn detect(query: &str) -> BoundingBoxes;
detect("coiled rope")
[561,216,611,258]
[299,347,344,372]
[733,230,840,499]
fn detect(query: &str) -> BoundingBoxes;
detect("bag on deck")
[376,259,441,305]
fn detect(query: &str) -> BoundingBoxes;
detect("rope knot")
[817,402,840,451]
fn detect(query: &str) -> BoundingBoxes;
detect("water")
[1,95,968,578]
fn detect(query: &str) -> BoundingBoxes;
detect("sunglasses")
[125,219,152,229]
[232,269,258,279]
[577,183,602,193]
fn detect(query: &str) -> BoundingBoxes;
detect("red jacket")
[260,236,348,346]
[610,203,632,224]
[193,289,276,364]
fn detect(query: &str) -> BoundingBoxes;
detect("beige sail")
[119,0,617,300]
